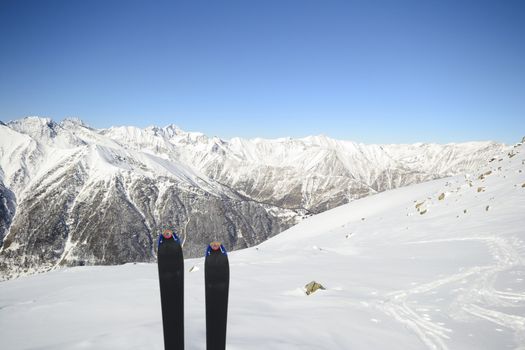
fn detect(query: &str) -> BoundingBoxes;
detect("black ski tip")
[158,229,181,248]
[206,241,227,256]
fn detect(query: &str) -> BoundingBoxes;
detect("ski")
[205,242,230,350]
[158,229,184,350]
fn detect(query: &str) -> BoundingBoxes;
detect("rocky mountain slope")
[0,117,507,279]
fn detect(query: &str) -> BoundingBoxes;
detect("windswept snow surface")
[1,144,524,349]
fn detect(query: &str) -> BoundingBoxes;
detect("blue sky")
[0,0,524,144]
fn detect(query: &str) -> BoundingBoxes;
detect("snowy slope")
[0,139,523,349]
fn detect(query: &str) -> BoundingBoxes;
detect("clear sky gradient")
[1,0,524,144]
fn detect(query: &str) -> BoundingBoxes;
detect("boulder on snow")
[477,187,485,193]
[486,205,490,211]
[415,201,425,210]
[420,209,427,215]
[438,193,445,200]
[305,281,326,295]
[522,182,525,188]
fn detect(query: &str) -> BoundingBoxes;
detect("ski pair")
[157,230,229,350]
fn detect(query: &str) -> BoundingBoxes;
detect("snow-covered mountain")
[0,135,523,350]
[0,117,508,279]
[0,117,300,280]
[105,124,506,213]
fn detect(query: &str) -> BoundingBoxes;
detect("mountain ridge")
[0,116,509,279]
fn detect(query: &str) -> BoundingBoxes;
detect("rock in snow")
[304,281,326,295]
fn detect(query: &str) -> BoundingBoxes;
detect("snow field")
[1,142,524,349]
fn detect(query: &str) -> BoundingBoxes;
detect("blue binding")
[206,243,227,256]
[158,231,180,248]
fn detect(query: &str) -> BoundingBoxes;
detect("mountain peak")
[7,116,59,139]
[10,116,53,125]
[163,124,183,137]
[60,117,89,128]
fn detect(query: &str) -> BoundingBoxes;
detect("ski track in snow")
[377,236,525,350]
